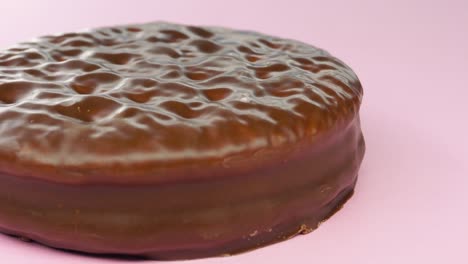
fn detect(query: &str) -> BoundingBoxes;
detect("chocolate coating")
[0,22,364,259]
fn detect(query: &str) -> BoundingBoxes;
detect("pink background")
[1,0,467,263]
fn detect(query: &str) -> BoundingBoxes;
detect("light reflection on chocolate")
[0,22,364,260]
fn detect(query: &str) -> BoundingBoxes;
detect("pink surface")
[0,0,467,263]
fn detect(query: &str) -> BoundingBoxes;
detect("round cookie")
[0,22,365,259]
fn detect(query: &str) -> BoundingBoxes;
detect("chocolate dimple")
[252,63,290,79]
[122,90,160,104]
[160,100,204,119]
[258,38,282,49]
[43,60,100,73]
[23,52,44,60]
[185,68,222,81]
[187,26,214,38]
[61,39,94,47]
[70,72,122,94]
[201,88,233,101]
[189,40,222,53]
[126,27,142,33]
[147,47,181,58]
[54,96,121,122]
[0,82,35,104]
[159,29,189,42]
[92,52,136,65]
[0,57,38,67]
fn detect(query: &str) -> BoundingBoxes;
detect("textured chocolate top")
[0,22,362,182]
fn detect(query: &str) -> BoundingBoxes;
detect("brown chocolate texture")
[0,22,364,259]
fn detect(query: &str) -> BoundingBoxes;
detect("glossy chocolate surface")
[0,22,365,259]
